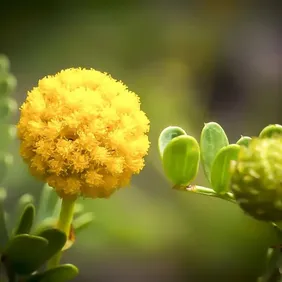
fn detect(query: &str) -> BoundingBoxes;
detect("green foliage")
[26,264,79,282]
[13,204,35,235]
[200,122,229,182]
[0,186,87,281]
[3,234,49,275]
[162,135,200,186]
[158,126,187,157]
[158,122,282,282]
[210,144,240,194]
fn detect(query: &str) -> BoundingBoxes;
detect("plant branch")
[173,184,236,204]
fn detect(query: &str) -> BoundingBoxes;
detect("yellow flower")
[17,68,150,199]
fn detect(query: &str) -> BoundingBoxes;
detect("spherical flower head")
[231,138,282,221]
[17,68,150,199]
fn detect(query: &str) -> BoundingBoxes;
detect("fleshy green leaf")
[35,227,67,262]
[27,264,79,282]
[14,204,35,235]
[211,144,240,194]
[162,135,200,186]
[0,153,13,183]
[73,212,94,233]
[2,234,48,275]
[0,188,8,251]
[259,124,282,138]
[0,73,17,96]
[236,136,252,147]
[200,122,229,182]
[158,126,187,158]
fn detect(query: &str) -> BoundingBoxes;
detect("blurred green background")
[1,1,281,281]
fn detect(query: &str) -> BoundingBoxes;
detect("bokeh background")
[1,1,282,281]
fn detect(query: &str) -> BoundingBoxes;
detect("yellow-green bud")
[231,138,282,221]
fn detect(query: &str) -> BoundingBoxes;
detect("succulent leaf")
[14,203,35,235]
[26,264,79,282]
[35,228,67,262]
[2,234,48,275]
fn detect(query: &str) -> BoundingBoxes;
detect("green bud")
[162,135,200,186]
[231,138,282,221]
[236,136,252,147]
[0,73,17,96]
[0,54,10,72]
[200,122,229,182]
[259,124,282,138]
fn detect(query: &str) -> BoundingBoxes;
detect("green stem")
[173,184,236,204]
[47,197,76,269]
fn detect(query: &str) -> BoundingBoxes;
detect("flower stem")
[47,197,76,269]
[173,184,236,204]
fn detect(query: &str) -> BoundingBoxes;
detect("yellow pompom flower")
[17,68,150,199]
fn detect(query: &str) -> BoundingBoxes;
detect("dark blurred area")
[1,1,281,281]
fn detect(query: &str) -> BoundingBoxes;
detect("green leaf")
[236,136,252,147]
[162,135,200,186]
[211,144,240,194]
[35,227,67,262]
[27,264,79,282]
[73,212,94,233]
[0,188,8,251]
[200,122,229,183]
[259,124,282,138]
[158,126,187,158]
[0,73,17,96]
[14,204,35,235]
[0,98,17,120]
[2,234,48,275]
[0,153,13,183]
[0,124,16,151]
